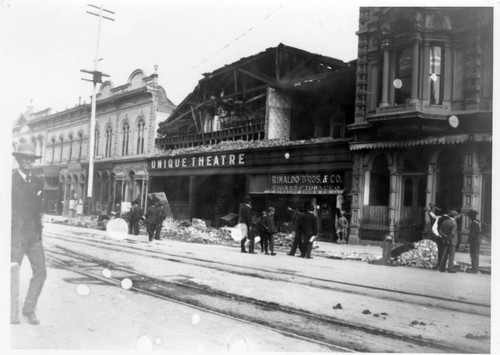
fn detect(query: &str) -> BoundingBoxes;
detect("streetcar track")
[44,247,471,353]
[44,230,490,313]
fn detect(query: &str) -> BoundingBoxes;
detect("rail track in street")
[42,229,490,353]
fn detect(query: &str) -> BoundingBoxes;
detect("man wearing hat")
[128,200,143,236]
[262,206,277,255]
[438,210,459,273]
[11,143,46,324]
[467,210,481,274]
[238,196,255,253]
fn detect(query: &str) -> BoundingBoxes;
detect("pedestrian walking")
[238,197,255,253]
[466,210,481,274]
[262,206,277,255]
[287,205,305,256]
[438,210,459,273]
[300,204,318,259]
[128,200,143,236]
[11,143,47,325]
[336,212,349,244]
[145,201,160,241]
[155,203,168,240]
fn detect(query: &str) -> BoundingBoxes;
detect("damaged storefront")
[148,142,352,238]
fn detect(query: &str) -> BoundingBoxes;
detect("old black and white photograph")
[1,0,496,353]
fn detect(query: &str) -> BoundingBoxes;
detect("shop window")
[395,47,412,105]
[369,155,390,206]
[429,45,443,105]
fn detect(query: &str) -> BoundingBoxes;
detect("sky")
[0,0,362,121]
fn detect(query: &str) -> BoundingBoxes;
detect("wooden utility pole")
[81,4,114,212]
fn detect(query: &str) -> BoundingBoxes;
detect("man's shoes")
[10,315,20,325]
[448,269,457,273]
[249,252,257,254]
[287,253,294,256]
[271,253,276,256]
[298,254,305,258]
[265,252,269,255]
[154,238,160,240]
[241,250,248,253]
[466,268,479,274]
[22,311,40,325]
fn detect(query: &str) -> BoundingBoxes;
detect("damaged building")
[148,43,356,237]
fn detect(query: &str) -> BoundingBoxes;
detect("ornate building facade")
[348,7,492,244]
[12,67,175,215]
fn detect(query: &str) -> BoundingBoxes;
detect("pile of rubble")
[324,250,378,262]
[160,218,233,245]
[44,214,98,229]
[388,239,438,269]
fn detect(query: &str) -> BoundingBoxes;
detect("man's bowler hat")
[12,143,41,160]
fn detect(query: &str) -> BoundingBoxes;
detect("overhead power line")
[166,4,284,84]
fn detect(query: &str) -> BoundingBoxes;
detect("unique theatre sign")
[150,153,245,170]
[265,172,344,194]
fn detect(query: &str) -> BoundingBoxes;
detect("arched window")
[136,119,145,154]
[59,135,65,162]
[94,128,100,157]
[369,154,390,206]
[78,131,83,160]
[51,136,56,162]
[122,121,130,156]
[68,132,74,161]
[105,124,113,158]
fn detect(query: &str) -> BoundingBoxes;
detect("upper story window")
[94,128,100,157]
[429,44,443,105]
[395,47,412,105]
[59,135,64,162]
[68,133,73,161]
[105,124,113,158]
[78,131,83,160]
[122,122,130,156]
[51,137,56,162]
[136,119,145,154]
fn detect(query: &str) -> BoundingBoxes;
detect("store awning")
[349,133,492,151]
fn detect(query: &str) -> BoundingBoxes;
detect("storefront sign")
[265,172,344,194]
[150,153,245,170]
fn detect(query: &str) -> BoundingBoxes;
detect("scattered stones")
[362,309,371,315]
[411,320,419,325]
[332,303,343,310]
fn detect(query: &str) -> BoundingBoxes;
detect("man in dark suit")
[145,201,160,241]
[300,204,318,259]
[238,197,255,253]
[438,210,459,273]
[128,200,143,236]
[287,205,305,256]
[11,143,46,325]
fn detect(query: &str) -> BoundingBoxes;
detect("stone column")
[411,38,420,103]
[265,88,291,139]
[388,161,399,239]
[380,40,391,107]
[348,152,364,244]
[188,176,196,220]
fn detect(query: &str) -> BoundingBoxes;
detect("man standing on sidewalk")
[11,143,46,325]
[438,210,459,273]
[145,201,160,241]
[301,204,318,259]
[466,210,481,274]
[238,197,255,253]
[262,206,277,256]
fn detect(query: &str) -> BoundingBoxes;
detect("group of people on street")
[429,204,483,274]
[237,197,320,259]
[144,201,168,241]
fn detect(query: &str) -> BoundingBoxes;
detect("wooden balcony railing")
[156,118,265,150]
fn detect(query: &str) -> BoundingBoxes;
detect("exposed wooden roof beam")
[237,68,276,85]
